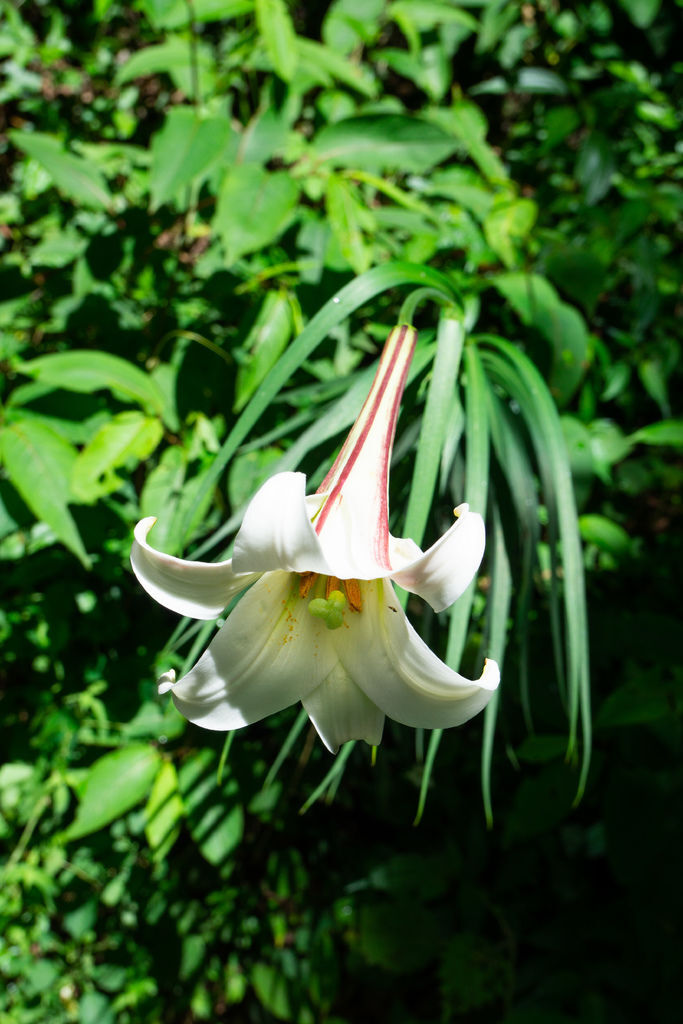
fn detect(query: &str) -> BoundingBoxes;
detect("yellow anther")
[299,571,319,598]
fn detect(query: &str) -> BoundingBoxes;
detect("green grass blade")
[479,336,591,799]
[403,311,465,547]
[262,709,309,791]
[416,341,491,823]
[481,504,512,826]
[299,742,356,814]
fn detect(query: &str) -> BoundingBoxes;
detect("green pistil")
[308,589,346,630]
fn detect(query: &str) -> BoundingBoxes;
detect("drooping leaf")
[15,351,167,419]
[0,416,90,567]
[630,419,683,448]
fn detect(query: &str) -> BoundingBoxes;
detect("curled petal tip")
[134,516,158,540]
[158,669,176,694]
[481,658,501,691]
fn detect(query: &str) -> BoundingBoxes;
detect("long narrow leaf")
[479,337,591,798]
[481,503,512,826]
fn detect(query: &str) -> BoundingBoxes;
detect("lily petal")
[303,662,385,753]
[390,504,486,613]
[313,325,417,580]
[232,472,332,575]
[339,579,499,730]
[131,517,259,620]
[167,571,336,730]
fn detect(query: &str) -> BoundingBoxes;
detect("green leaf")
[251,962,314,1023]
[0,417,90,567]
[115,36,216,98]
[543,246,607,315]
[64,744,162,840]
[213,165,299,265]
[491,273,589,404]
[312,115,459,173]
[579,514,632,559]
[255,0,298,81]
[150,108,232,210]
[139,0,253,29]
[480,339,591,799]
[630,419,683,448]
[483,196,537,268]
[144,760,184,861]
[9,131,112,209]
[15,351,167,418]
[296,38,377,97]
[325,174,374,274]
[576,131,615,205]
[403,312,464,547]
[71,411,164,503]
[617,0,661,28]
[234,291,292,412]
[440,101,507,182]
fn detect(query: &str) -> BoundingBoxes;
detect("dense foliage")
[1,1,681,1022]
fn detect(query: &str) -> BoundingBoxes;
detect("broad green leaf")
[325,174,374,274]
[252,963,314,1024]
[576,131,615,205]
[617,0,661,28]
[439,101,507,182]
[213,165,299,265]
[145,760,184,860]
[64,744,162,841]
[0,417,89,567]
[115,37,216,98]
[234,290,292,411]
[9,131,112,209]
[150,108,232,210]
[15,351,166,418]
[255,0,298,81]
[630,419,683,447]
[322,0,384,53]
[71,411,163,503]
[388,0,478,33]
[139,0,253,29]
[312,115,459,173]
[491,273,589,405]
[579,514,632,558]
[544,246,607,315]
[296,38,377,97]
[483,196,537,268]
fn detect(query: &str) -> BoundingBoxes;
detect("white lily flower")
[131,325,499,752]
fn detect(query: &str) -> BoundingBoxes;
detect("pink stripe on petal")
[314,325,417,575]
